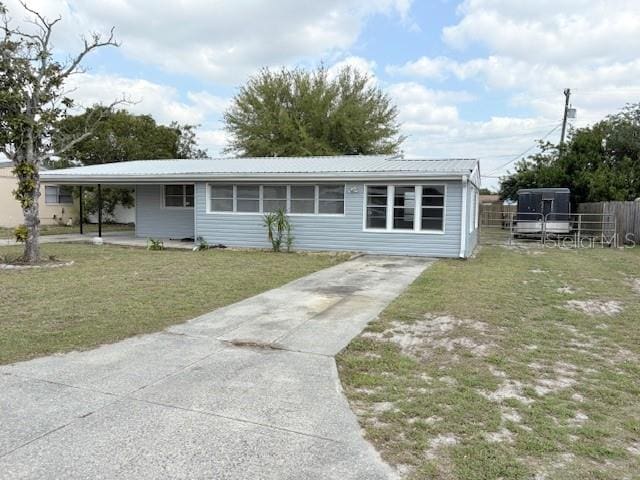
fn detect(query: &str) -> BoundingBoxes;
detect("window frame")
[205,183,346,216]
[289,184,317,216]
[44,185,74,205]
[162,184,195,209]
[362,184,446,234]
[235,184,261,213]
[317,184,346,216]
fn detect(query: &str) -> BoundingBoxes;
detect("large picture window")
[207,183,345,216]
[163,184,194,208]
[364,185,445,233]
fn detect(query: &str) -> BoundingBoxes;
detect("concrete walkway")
[0,255,431,479]
[0,231,195,249]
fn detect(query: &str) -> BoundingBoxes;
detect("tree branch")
[52,98,129,157]
[60,27,119,79]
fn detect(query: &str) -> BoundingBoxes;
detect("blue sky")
[5,0,640,189]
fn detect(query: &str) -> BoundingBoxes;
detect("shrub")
[263,209,294,252]
[194,236,209,251]
[147,238,164,251]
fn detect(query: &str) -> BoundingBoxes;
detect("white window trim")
[362,184,446,235]
[161,184,195,209]
[205,183,346,216]
[44,185,74,205]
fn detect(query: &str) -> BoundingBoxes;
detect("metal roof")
[40,155,479,184]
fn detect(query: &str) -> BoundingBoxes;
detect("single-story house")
[40,155,480,258]
[0,161,78,227]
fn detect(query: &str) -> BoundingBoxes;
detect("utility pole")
[560,88,571,145]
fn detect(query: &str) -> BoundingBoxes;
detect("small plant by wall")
[146,238,165,251]
[263,209,294,252]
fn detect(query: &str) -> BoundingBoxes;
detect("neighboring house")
[0,161,78,227]
[41,155,481,257]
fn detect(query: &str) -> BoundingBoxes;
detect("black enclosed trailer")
[515,188,571,234]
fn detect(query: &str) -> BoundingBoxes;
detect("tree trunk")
[22,175,41,263]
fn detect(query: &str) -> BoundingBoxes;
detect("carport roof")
[40,155,479,184]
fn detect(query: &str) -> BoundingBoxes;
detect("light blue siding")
[135,185,194,239]
[193,181,465,257]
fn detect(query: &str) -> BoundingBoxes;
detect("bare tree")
[0,1,122,263]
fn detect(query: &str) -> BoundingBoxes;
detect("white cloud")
[197,129,229,156]
[2,0,414,84]
[327,56,377,81]
[66,73,231,127]
[384,0,640,187]
[443,0,640,64]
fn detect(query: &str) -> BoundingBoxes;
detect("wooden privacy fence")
[578,201,640,245]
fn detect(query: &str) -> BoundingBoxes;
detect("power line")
[483,123,562,177]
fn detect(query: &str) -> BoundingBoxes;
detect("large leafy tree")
[0,1,119,263]
[52,108,208,220]
[224,65,405,157]
[500,103,640,207]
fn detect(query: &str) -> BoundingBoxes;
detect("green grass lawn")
[338,245,640,480]
[0,223,134,239]
[0,243,347,365]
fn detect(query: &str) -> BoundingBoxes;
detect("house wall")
[193,180,466,257]
[465,181,479,257]
[0,165,78,227]
[135,185,194,239]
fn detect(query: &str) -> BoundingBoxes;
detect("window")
[236,185,259,212]
[393,186,415,230]
[45,186,73,204]
[263,185,287,212]
[421,186,445,231]
[364,184,445,233]
[318,184,345,214]
[164,184,194,208]
[290,185,315,214]
[366,186,388,229]
[210,184,233,212]
[206,183,346,215]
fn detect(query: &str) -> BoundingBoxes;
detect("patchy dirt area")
[625,276,640,295]
[565,299,623,316]
[556,285,576,294]
[362,314,495,361]
[338,246,640,480]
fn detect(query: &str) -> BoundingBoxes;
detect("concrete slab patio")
[0,255,432,479]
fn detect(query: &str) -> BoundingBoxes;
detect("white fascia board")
[40,172,469,184]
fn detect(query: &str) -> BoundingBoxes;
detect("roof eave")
[40,171,472,184]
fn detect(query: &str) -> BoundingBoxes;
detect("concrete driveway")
[0,255,431,479]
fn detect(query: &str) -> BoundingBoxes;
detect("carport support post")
[79,186,83,235]
[97,184,102,238]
